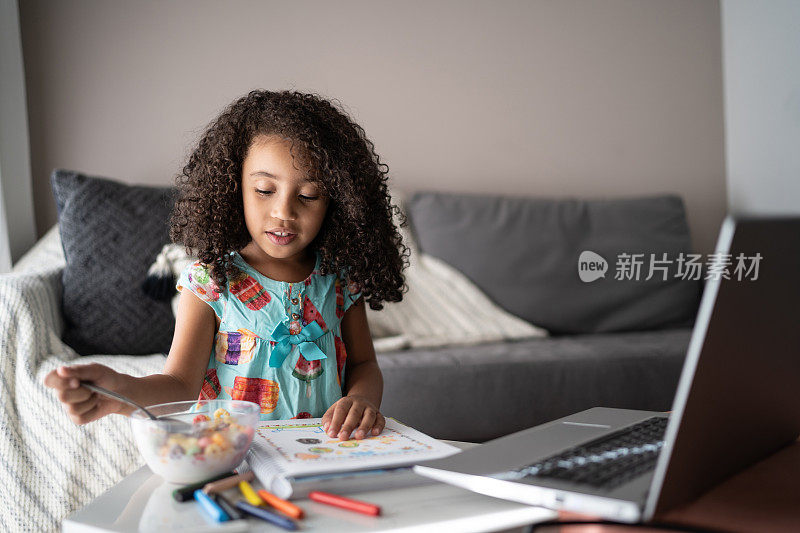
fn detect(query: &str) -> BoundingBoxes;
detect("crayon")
[257,489,304,519]
[202,471,255,494]
[212,493,243,521]
[194,489,230,522]
[235,501,298,531]
[172,471,237,502]
[308,490,381,516]
[238,480,263,506]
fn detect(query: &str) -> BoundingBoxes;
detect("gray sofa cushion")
[408,192,701,334]
[52,169,175,355]
[378,328,691,442]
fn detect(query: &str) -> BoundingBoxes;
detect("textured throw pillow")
[408,191,701,335]
[52,169,176,355]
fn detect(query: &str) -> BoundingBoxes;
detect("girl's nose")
[271,194,297,221]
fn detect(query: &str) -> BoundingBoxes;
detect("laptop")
[414,215,800,523]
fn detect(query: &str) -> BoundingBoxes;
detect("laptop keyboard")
[496,416,669,490]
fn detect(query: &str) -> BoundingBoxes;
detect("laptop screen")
[645,215,800,518]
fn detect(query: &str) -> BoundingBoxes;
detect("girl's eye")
[255,188,318,201]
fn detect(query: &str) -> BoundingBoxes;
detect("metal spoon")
[80,381,193,429]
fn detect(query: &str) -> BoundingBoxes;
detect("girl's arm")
[44,290,216,424]
[321,296,386,440]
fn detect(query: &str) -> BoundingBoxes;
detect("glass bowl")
[130,399,259,484]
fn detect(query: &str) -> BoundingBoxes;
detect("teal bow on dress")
[268,320,326,368]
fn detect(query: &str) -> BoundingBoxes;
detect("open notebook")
[241,417,460,499]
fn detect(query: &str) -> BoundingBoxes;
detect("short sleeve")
[176,261,226,319]
[340,270,362,314]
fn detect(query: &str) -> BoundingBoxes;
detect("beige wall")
[20,0,726,254]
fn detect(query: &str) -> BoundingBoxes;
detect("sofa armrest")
[0,266,65,354]
[12,224,65,274]
[1,224,66,342]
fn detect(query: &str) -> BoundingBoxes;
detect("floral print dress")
[176,251,361,420]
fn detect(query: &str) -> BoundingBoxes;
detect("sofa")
[0,169,699,532]
[378,191,697,442]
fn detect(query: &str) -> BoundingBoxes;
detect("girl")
[45,90,407,441]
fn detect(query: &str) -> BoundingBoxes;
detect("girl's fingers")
[69,393,120,425]
[93,398,122,420]
[355,409,377,440]
[55,366,83,388]
[325,400,352,438]
[57,385,92,404]
[59,364,116,388]
[46,364,113,392]
[45,364,121,425]
[67,394,99,418]
[372,412,386,436]
[70,404,103,425]
[43,368,79,391]
[321,405,335,432]
[338,404,366,441]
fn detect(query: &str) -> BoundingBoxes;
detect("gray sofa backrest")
[407,192,701,334]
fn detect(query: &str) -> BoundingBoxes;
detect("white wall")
[20,0,726,253]
[0,0,36,268]
[722,0,800,215]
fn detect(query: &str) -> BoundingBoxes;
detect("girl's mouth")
[267,231,297,245]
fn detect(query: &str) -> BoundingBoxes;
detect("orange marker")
[257,489,305,519]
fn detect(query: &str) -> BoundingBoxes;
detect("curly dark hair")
[170,90,408,310]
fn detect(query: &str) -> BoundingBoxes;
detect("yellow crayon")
[238,480,263,506]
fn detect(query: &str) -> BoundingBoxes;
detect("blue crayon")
[194,489,230,522]
[235,500,297,530]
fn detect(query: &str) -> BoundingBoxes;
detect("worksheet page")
[251,417,460,476]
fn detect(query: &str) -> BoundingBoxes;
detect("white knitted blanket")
[0,227,164,532]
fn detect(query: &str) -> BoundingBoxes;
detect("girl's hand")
[43,364,126,424]
[322,394,385,441]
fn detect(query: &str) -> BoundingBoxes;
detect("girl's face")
[241,135,328,265]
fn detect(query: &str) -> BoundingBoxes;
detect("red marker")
[308,491,382,516]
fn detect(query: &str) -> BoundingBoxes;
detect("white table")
[63,442,556,533]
